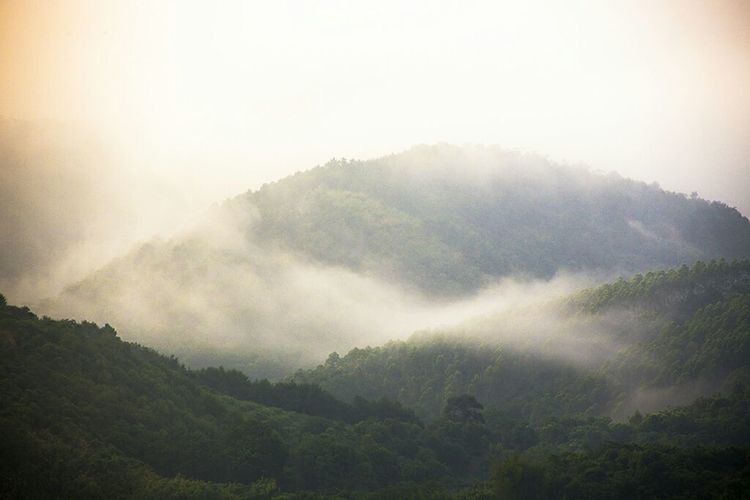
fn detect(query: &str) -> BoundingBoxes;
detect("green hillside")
[0,297,458,497]
[49,146,750,379]
[293,260,750,422]
[238,145,750,294]
[2,289,749,498]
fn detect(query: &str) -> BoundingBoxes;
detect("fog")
[1,1,748,388]
[41,194,602,377]
[446,302,641,368]
[1,2,749,306]
[0,119,219,304]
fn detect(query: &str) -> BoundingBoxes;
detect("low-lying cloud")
[41,201,605,378]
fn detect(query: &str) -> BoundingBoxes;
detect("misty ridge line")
[2,139,748,429]
[2,142,748,383]
[46,216,601,375]
[1,133,746,307]
[2,2,749,493]
[294,259,750,423]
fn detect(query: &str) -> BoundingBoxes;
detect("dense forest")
[294,260,750,421]
[3,260,750,498]
[240,145,750,294]
[45,146,750,378]
[4,0,749,493]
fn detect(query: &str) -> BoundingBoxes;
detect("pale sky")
[1,0,749,215]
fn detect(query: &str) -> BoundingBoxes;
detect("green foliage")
[295,261,750,424]
[192,367,418,424]
[492,444,750,500]
[0,416,276,499]
[0,300,497,496]
[293,336,612,422]
[444,395,485,424]
[573,258,750,316]
[0,303,289,488]
[4,259,750,497]
[54,147,750,381]
[493,454,548,500]
[606,292,750,392]
[629,390,750,448]
[236,145,750,295]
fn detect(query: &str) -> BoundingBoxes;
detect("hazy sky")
[1,0,749,216]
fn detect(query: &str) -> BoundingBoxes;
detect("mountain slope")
[0,301,288,497]
[0,296,501,496]
[47,145,750,378]
[292,261,750,421]
[239,145,750,294]
[3,293,749,498]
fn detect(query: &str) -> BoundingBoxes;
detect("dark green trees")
[241,146,750,295]
[444,395,485,424]
[224,419,287,483]
[491,444,750,500]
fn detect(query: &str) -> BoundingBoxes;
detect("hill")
[240,145,750,294]
[46,145,750,378]
[2,292,749,498]
[0,295,479,497]
[293,260,750,421]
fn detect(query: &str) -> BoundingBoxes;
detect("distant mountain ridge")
[293,260,750,421]
[232,144,750,294]
[46,145,750,377]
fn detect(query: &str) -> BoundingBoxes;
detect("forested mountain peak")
[45,146,750,378]
[230,144,750,294]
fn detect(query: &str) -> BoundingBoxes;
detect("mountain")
[46,145,750,378]
[293,260,750,422]
[0,296,471,497]
[237,145,750,294]
[2,287,749,498]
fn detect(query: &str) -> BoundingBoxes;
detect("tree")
[224,419,287,483]
[443,394,484,424]
[493,454,548,500]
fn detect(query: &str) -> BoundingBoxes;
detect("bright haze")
[1,0,749,303]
